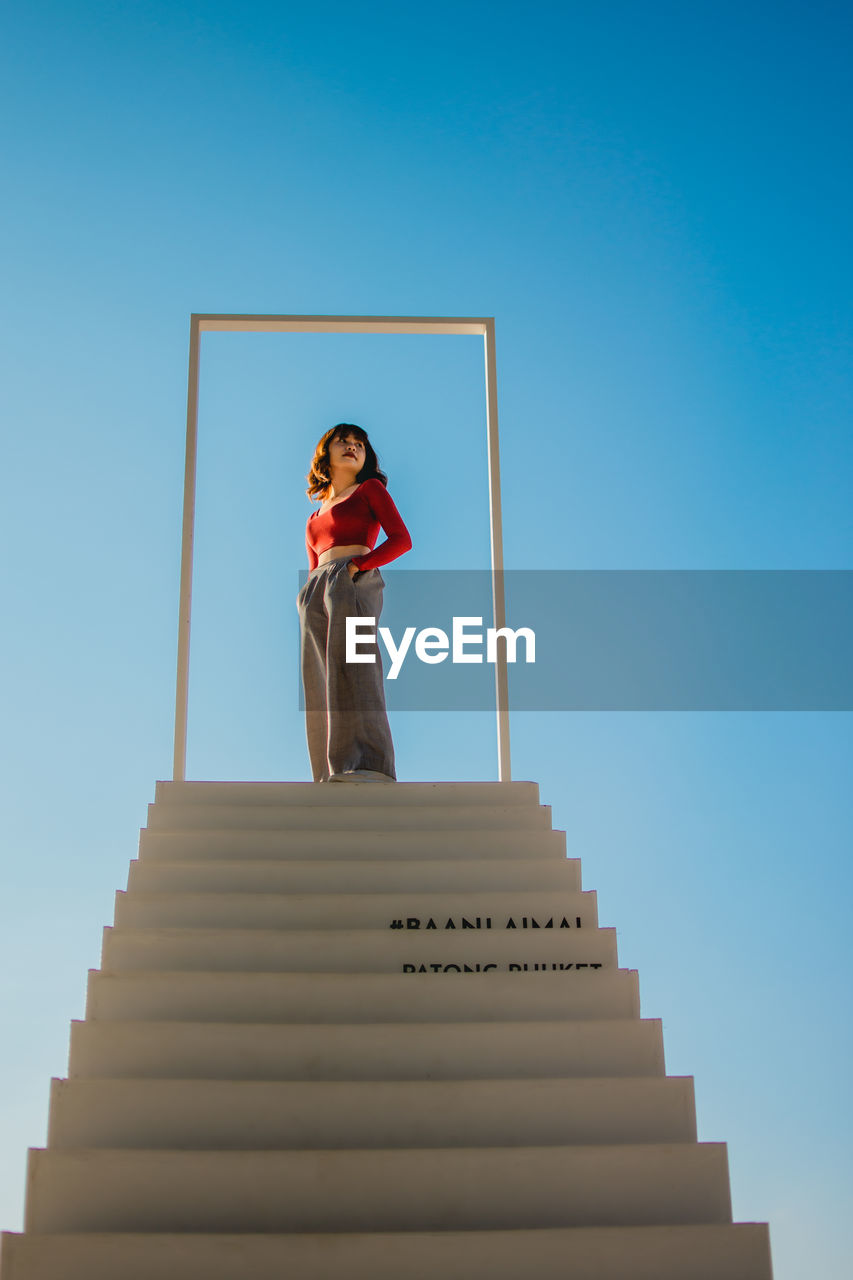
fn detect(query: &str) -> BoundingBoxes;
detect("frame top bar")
[194,313,492,336]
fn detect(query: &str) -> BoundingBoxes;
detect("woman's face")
[328,431,366,477]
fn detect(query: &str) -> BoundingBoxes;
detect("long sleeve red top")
[305,478,412,571]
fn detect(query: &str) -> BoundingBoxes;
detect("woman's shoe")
[328,770,395,782]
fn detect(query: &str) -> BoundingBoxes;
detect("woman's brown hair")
[306,423,388,500]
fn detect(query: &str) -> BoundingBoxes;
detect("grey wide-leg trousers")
[296,555,396,783]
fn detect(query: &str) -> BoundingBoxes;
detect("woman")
[297,423,412,783]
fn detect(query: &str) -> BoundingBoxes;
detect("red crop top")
[306,478,412,572]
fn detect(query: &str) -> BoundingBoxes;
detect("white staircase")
[0,780,773,1278]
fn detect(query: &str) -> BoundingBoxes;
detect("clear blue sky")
[1,2,851,1275]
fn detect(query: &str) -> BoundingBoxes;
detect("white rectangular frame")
[174,312,510,781]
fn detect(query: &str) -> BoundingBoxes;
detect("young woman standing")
[297,424,412,782]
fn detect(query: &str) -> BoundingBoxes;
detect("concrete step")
[47,1076,697,1149]
[100,924,617,974]
[127,855,581,894]
[24,1143,732,1233]
[68,1018,665,1081]
[85,967,640,1023]
[113,889,598,931]
[0,1224,775,1280]
[138,826,567,861]
[145,802,551,833]
[154,780,541,808]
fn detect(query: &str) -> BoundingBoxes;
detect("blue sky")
[1,2,851,1274]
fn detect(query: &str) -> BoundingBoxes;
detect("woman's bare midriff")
[316,544,370,566]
